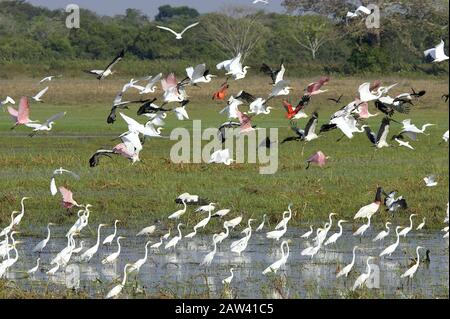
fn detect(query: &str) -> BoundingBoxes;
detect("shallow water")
[2,226,449,299]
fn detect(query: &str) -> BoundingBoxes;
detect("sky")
[26,0,285,18]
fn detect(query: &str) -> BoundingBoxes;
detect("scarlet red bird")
[212,81,229,101]
[282,95,310,119]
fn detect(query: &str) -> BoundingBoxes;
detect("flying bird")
[260,60,285,84]
[156,22,200,39]
[306,151,328,169]
[39,75,61,83]
[212,79,230,101]
[31,86,49,102]
[85,49,125,80]
[424,40,449,63]
[50,167,80,196]
[27,112,66,136]
[7,97,39,129]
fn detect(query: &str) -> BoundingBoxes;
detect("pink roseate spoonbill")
[7,97,39,129]
[354,187,383,219]
[237,110,255,134]
[354,101,379,119]
[305,151,329,169]
[305,76,330,96]
[59,186,82,210]
[161,73,187,104]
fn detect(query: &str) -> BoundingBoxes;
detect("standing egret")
[222,268,234,284]
[32,223,55,252]
[72,241,84,254]
[46,262,60,276]
[336,246,358,278]
[380,226,403,257]
[129,241,151,273]
[200,235,219,267]
[214,225,230,244]
[398,214,417,237]
[352,257,375,291]
[266,223,287,241]
[165,223,183,251]
[136,225,156,237]
[27,258,40,275]
[401,246,424,283]
[275,204,292,230]
[101,236,125,264]
[103,220,121,245]
[325,220,347,246]
[80,224,107,262]
[301,226,314,239]
[12,197,31,226]
[151,238,163,249]
[213,209,231,218]
[262,240,290,275]
[353,215,371,237]
[416,218,426,231]
[256,215,267,232]
[224,216,242,229]
[230,219,255,256]
[105,264,133,299]
[372,222,391,242]
[168,199,187,220]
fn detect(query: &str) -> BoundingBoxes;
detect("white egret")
[401,246,424,280]
[103,220,121,245]
[352,257,375,291]
[12,197,31,226]
[32,223,55,253]
[168,199,187,220]
[46,262,60,276]
[353,215,371,237]
[336,246,358,278]
[156,22,200,40]
[213,209,231,218]
[80,224,107,262]
[209,149,234,165]
[105,264,133,299]
[256,215,266,232]
[325,220,347,246]
[129,241,151,273]
[262,240,290,275]
[136,225,156,237]
[201,235,219,267]
[266,223,287,241]
[416,218,426,231]
[165,223,183,250]
[275,204,292,230]
[372,222,391,242]
[101,236,125,264]
[380,226,403,257]
[423,175,437,187]
[31,86,49,102]
[398,214,417,237]
[27,258,40,275]
[230,219,255,256]
[27,112,66,136]
[151,238,163,249]
[214,225,230,244]
[224,216,242,229]
[71,241,84,254]
[301,226,313,239]
[222,268,234,284]
[85,50,124,80]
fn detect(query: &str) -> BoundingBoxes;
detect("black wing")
[304,112,318,136]
[363,126,377,145]
[89,151,114,167]
[376,117,390,143]
[392,102,412,115]
[260,63,275,83]
[104,49,125,72]
[319,123,337,133]
[236,91,256,104]
[375,100,394,117]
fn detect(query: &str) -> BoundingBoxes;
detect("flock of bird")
[1,4,449,299]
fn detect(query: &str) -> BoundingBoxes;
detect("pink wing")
[308,151,327,167]
[237,111,252,132]
[162,73,177,91]
[59,186,77,208]
[113,143,134,158]
[357,102,370,119]
[7,106,18,122]
[370,80,381,92]
[17,97,30,124]
[306,76,330,93]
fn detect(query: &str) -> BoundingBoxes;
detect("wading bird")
[200,234,220,266]
[175,193,208,206]
[256,215,266,232]
[102,236,125,264]
[401,246,424,281]
[40,75,61,83]
[168,199,188,220]
[352,257,374,291]
[32,223,55,253]
[224,216,243,229]
[156,22,200,40]
[184,63,215,85]
[325,220,347,245]
[301,226,314,239]
[165,223,183,251]
[416,218,426,231]
[7,97,39,129]
[105,264,133,299]
[222,268,234,284]
[136,225,156,237]
[398,214,417,237]
[129,241,151,273]
[260,60,285,85]
[1,96,15,106]
[27,258,40,275]
[262,240,290,275]
[209,149,234,165]
[380,226,403,257]
[212,80,229,101]
[353,215,371,237]
[230,219,255,256]
[354,187,383,219]
[216,53,250,80]
[50,167,79,196]
[282,96,310,120]
[80,224,107,262]
[85,50,125,80]
[59,186,81,209]
[103,220,120,245]
[336,246,358,278]
[305,77,330,96]
[372,222,391,242]
[363,117,396,149]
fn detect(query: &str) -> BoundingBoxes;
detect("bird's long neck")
[143,244,149,260]
[415,248,421,267]
[177,225,182,238]
[409,215,414,228]
[96,226,103,246]
[46,225,52,241]
[366,259,372,275]
[338,223,344,235]
[113,223,118,236]
[122,266,129,286]
[212,239,217,254]
[117,239,122,253]
[351,247,357,265]
[21,198,26,213]
[395,228,401,244]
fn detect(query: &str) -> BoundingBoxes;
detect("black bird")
[236,90,257,104]
[281,121,305,144]
[218,121,241,143]
[260,59,285,85]
[410,88,426,98]
[442,94,449,102]
[137,98,171,116]
[363,117,399,148]
[327,94,343,104]
[107,91,151,124]
[375,100,412,117]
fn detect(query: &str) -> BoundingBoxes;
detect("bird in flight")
[27,112,66,137]
[212,79,230,101]
[156,22,200,40]
[424,40,449,63]
[31,86,49,102]
[39,75,61,83]
[85,49,125,80]
[260,60,285,85]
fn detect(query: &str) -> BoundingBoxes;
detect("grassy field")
[0,76,448,234]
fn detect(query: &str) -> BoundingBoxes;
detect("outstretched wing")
[45,112,66,125]
[104,49,125,72]
[34,86,49,100]
[181,22,200,35]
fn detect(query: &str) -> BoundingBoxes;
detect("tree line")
[0,0,448,77]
